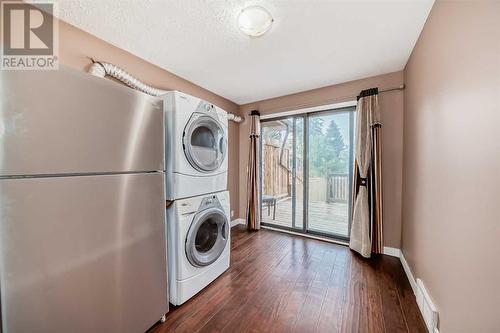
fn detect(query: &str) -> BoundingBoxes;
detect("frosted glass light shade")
[238,6,274,37]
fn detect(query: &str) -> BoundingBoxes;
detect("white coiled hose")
[88,60,243,123]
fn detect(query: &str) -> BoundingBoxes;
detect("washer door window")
[185,208,229,267]
[183,114,226,172]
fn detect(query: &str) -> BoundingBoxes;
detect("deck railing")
[327,173,349,203]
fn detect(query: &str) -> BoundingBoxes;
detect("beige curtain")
[350,88,383,257]
[246,110,261,230]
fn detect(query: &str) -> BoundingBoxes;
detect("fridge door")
[0,67,164,177]
[0,173,168,333]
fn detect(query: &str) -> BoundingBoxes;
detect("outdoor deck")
[262,197,349,237]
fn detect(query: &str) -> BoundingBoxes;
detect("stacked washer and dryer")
[162,91,231,306]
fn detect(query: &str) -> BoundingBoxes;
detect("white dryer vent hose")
[88,60,243,123]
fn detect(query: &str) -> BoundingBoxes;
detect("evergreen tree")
[324,120,347,173]
[307,118,347,177]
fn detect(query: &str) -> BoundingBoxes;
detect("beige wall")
[402,1,500,332]
[44,17,242,217]
[239,71,405,248]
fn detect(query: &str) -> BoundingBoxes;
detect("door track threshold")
[261,226,349,246]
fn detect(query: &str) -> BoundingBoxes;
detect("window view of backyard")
[261,109,355,239]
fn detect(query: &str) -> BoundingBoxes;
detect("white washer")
[166,191,230,306]
[162,91,228,200]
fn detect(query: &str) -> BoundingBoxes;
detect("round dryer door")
[185,208,229,267]
[183,114,226,173]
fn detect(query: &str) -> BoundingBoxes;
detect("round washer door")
[185,208,229,267]
[183,114,227,173]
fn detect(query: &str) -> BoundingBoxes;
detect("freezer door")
[0,67,164,176]
[0,173,168,333]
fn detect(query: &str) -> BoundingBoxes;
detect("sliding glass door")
[260,117,303,230]
[306,110,354,239]
[260,106,355,241]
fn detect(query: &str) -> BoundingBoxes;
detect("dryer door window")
[183,114,226,173]
[186,208,229,267]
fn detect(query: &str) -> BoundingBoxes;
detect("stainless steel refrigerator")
[0,67,168,332]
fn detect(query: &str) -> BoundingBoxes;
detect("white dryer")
[162,91,228,200]
[166,191,230,306]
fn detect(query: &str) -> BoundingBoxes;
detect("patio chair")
[262,195,277,220]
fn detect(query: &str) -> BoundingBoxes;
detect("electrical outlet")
[231,210,234,217]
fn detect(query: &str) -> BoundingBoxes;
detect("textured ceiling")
[58,0,434,104]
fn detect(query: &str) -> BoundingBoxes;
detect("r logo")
[1,2,58,69]
[2,2,53,55]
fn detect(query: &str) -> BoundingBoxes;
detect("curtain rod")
[260,84,405,115]
[378,84,405,94]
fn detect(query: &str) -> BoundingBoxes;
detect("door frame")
[260,105,356,242]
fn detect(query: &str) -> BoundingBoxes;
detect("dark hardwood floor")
[150,225,427,333]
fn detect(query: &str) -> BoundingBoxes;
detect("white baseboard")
[381,247,415,294]
[400,251,417,294]
[383,246,401,258]
[230,218,246,228]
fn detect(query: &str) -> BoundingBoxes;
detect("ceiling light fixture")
[238,5,274,37]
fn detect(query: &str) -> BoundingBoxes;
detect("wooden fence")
[262,144,290,197]
[327,173,349,203]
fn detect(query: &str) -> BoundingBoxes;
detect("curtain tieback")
[359,177,367,187]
